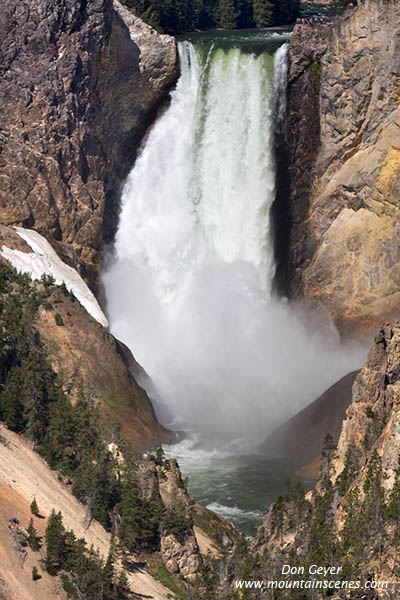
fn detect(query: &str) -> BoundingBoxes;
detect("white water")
[104,38,365,444]
[274,43,289,135]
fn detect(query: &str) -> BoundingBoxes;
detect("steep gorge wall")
[0,225,175,449]
[0,0,178,290]
[275,0,400,338]
[253,323,400,593]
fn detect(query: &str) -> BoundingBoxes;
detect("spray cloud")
[103,38,365,444]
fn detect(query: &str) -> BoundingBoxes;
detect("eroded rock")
[0,0,178,290]
[161,530,201,580]
[276,0,400,338]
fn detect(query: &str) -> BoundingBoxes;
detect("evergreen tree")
[27,518,41,551]
[386,455,400,528]
[30,497,39,516]
[116,571,131,599]
[102,550,116,598]
[215,0,240,28]
[45,510,65,575]
[120,0,299,32]
[0,366,24,431]
[321,432,336,476]
[273,0,300,25]
[340,488,363,556]
[337,447,359,496]
[252,0,273,27]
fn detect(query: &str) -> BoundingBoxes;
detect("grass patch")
[152,562,188,599]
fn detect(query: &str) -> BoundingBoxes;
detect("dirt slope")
[0,424,173,600]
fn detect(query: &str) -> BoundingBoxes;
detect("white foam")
[104,40,366,440]
[1,227,108,328]
[206,501,264,521]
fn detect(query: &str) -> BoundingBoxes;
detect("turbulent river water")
[103,30,365,535]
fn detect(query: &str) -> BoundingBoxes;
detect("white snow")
[1,227,108,328]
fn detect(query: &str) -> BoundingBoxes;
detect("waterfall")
[103,36,363,443]
[274,43,289,135]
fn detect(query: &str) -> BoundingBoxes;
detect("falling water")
[103,34,364,445]
[274,42,289,135]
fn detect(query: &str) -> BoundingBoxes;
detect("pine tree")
[27,518,41,551]
[45,510,65,575]
[252,0,273,27]
[102,550,115,593]
[321,432,336,476]
[116,571,131,599]
[30,497,39,516]
[337,447,359,496]
[215,0,240,28]
[362,450,385,535]
[386,455,400,528]
[0,367,25,431]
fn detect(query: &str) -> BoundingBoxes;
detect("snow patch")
[1,227,108,328]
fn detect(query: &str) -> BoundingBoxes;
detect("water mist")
[103,36,365,447]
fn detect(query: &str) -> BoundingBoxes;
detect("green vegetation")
[337,446,360,496]
[150,446,166,466]
[27,518,41,551]
[54,312,64,326]
[30,497,39,516]
[311,56,321,88]
[121,0,300,33]
[162,505,194,540]
[32,566,41,581]
[153,561,189,599]
[45,510,132,599]
[227,537,263,600]
[0,259,195,591]
[250,437,400,592]
[193,506,236,548]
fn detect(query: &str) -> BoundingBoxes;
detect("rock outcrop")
[334,323,400,489]
[275,0,400,338]
[253,323,400,595]
[136,456,238,578]
[161,530,201,580]
[0,0,178,290]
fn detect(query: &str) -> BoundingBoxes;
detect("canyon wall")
[275,0,400,338]
[0,225,175,449]
[254,323,400,593]
[0,0,178,290]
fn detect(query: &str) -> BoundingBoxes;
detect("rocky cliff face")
[0,0,178,290]
[253,323,400,595]
[275,0,400,338]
